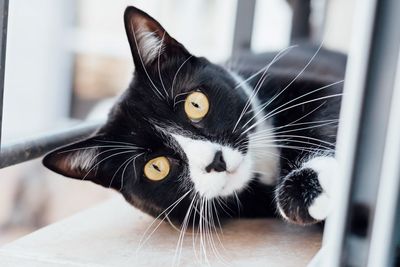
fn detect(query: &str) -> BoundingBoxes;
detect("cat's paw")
[304,157,337,221]
[276,157,337,225]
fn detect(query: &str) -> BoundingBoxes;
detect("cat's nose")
[205,151,227,173]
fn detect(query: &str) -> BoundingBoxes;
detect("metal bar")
[310,0,329,43]
[0,0,9,152]
[0,122,101,169]
[289,0,311,42]
[367,50,400,267]
[321,0,400,266]
[232,0,256,53]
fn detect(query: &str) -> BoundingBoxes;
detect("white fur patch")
[308,192,330,220]
[303,156,337,196]
[136,28,163,64]
[230,72,280,185]
[69,149,97,171]
[171,134,252,199]
[304,156,338,220]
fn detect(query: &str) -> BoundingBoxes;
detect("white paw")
[303,156,338,220]
[308,192,330,220]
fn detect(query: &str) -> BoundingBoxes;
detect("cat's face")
[43,6,275,220]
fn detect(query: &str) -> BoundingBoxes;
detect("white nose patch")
[171,134,252,199]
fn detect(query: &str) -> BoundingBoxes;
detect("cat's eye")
[184,92,209,122]
[144,156,170,181]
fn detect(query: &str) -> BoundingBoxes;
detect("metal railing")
[321,0,400,266]
[0,0,100,169]
[0,0,8,154]
[0,122,101,168]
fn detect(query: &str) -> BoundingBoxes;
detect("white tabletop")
[0,196,321,267]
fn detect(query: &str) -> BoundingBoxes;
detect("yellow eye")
[144,156,170,181]
[184,91,209,121]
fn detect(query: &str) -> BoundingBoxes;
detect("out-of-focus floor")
[0,196,321,267]
[0,161,114,246]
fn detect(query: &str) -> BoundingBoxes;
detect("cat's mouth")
[190,152,253,199]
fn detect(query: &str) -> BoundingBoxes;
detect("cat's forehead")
[103,58,251,153]
[127,62,246,115]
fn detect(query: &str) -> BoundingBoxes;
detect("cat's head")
[43,6,275,220]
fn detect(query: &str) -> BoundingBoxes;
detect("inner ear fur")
[42,136,122,190]
[123,6,190,68]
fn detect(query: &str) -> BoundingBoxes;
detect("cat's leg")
[275,155,338,225]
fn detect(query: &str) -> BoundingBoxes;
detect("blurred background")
[0,0,353,245]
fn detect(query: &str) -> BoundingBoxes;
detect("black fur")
[276,168,323,224]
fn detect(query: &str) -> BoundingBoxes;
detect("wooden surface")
[0,196,321,267]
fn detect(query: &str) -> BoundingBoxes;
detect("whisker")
[252,43,324,116]
[165,214,182,233]
[173,91,192,107]
[59,145,140,154]
[215,197,233,217]
[137,189,193,253]
[234,45,297,90]
[108,152,141,189]
[233,191,242,216]
[118,152,145,191]
[171,55,194,101]
[157,31,169,99]
[250,118,338,137]
[241,79,343,130]
[249,137,335,150]
[81,149,140,181]
[129,24,165,100]
[252,121,338,140]
[250,143,334,153]
[95,139,143,147]
[249,134,336,147]
[173,99,186,107]
[243,92,342,135]
[173,192,197,267]
[232,45,296,133]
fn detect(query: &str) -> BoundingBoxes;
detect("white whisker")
[118,152,145,191]
[243,92,342,135]
[241,79,343,131]
[130,24,165,100]
[82,149,139,181]
[157,31,169,99]
[232,45,296,133]
[137,189,193,253]
[171,55,194,101]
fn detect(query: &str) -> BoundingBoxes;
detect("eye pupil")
[191,102,199,108]
[152,163,160,172]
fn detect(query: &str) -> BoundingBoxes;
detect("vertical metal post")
[321,0,400,266]
[0,0,8,152]
[367,52,400,267]
[310,0,329,43]
[289,0,311,42]
[232,0,256,53]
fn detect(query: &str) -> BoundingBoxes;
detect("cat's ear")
[124,6,190,70]
[43,136,122,190]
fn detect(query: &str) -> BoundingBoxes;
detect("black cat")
[43,6,345,226]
